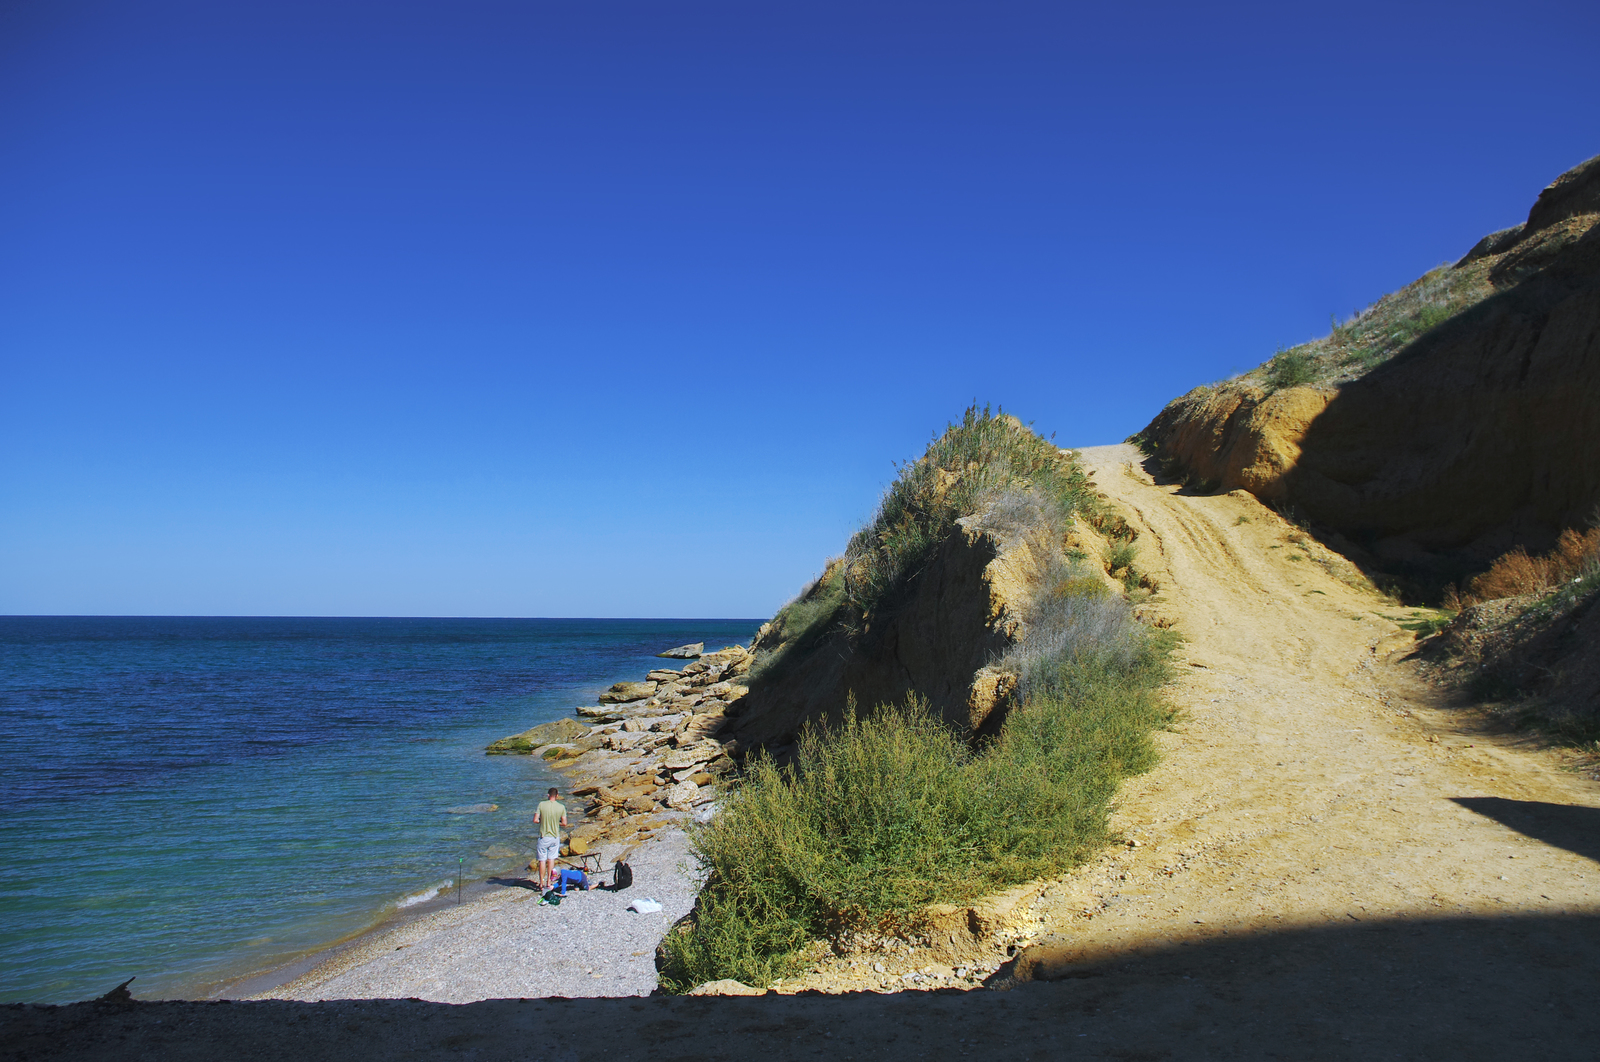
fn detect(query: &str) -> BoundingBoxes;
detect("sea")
[0,616,761,1004]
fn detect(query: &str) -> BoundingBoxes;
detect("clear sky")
[2,0,1597,618]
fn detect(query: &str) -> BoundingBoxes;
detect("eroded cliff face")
[1141,154,1600,567]
[726,511,1061,752]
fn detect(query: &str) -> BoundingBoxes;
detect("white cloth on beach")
[626,898,662,914]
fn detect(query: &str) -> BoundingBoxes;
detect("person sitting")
[551,867,597,896]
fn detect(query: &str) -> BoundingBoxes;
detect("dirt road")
[7,445,1600,1060]
[1012,445,1600,965]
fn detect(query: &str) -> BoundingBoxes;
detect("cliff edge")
[1138,153,1600,580]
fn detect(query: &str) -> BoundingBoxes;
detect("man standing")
[534,786,566,889]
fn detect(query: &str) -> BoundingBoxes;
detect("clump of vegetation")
[746,563,848,683]
[1446,527,1600,607]
[1419,521,1600,746]
[1392,611,1457,636]
[838,405,1097,621]
[1229,260,1496,393]
[1265,346,1315,390]
[662,406,1175,991]
[658,570,1175,992]
[750,406,1096,679]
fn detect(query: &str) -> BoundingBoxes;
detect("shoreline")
[225,643,751,1001]
[248,822,702,1002]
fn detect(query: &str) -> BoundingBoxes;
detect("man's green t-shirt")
[536,799,565,839]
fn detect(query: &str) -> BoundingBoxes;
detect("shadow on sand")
[7,910,1599,1061]
[1451,797,1600,864]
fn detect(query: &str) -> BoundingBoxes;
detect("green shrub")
[658,582,1175,992]
[840,405,1096,620]
[1393,302,1455,343]
[1107,536,1138,572]
[1266,347,1315,390]
[748,564,848,681]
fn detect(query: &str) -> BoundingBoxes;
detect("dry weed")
[1465,528,1600,604]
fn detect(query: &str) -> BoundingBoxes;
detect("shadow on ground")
[7,911,1599,1061]
[1452,797,1600,864]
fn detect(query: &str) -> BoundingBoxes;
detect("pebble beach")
[255,825,701,1002]
[252,640,751,1002]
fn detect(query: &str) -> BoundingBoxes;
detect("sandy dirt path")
[1008,445,1600,966]
[9,445,1600,1060]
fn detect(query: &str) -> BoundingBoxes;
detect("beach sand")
[253,825,700,1002]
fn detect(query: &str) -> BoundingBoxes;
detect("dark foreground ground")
[6,912,1597,1061]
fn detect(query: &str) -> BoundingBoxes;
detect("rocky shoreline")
[484,642,753,863]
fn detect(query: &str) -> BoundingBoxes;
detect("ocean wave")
[396,882,451,909]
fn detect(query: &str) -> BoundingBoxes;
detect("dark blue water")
[0,616,760,1004]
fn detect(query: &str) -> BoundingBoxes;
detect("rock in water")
[598,680,658,704]
[444,803,499,814]
[656,642,704,659]
[485,717,588,754]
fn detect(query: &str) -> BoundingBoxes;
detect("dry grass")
[1225,259,1495,393]
[837,405,1096,622]
[1449,528,1600,607]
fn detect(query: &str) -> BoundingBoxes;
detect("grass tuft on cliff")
[838,404,1097,620]
[1238,262,1492,394]
[658,581,1175,992]
[749,405,1098,682]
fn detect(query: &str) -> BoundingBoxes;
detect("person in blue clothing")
[551,867,597,896]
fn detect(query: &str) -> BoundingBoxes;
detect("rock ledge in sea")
[485,717,588,754]
[656,642,704,659]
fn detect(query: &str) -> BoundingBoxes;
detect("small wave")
[396,882,450,909]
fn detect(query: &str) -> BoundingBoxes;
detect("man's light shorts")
[537,836,560,861]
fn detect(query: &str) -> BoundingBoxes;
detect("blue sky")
[2,0,1597,617]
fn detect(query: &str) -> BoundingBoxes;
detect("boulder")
[598,681,658,704]
[484,717,589,754]
[645,669,682,682]
[657,642,704,659]
[443,803,499,814]
[664,780,699,810]
[661,740,725,770]
[577,703,667,723]
[567,824,604,855]
[624,793,657,814]
[677,715,728,744]
[688,979,765,997]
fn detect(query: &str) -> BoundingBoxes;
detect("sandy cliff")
[726,512,1054,751]
[1140,153,1600,574]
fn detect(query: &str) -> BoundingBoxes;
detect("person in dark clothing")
[550,867,596,896]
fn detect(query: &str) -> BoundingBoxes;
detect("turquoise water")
[0,616,759,1004]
